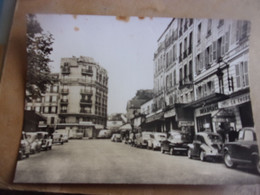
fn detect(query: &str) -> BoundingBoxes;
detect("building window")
[189,32,193,54]
[236,21,250,42]
[197,23,201,44]
[51,117,55,124]
[44,106,48,113]
[52,96,57,102]
[207,19,212,36]
[52,86,58,92]
[173,70,176,86]
[51,106,57,113]
[35,106,41,112]
[45,96,50,102]
[218,19,224,28]
[235,61,249,89]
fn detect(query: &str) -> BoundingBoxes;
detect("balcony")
[80,109,92,114]
[82,69,93,76]
[80,89,93,95]
[61,88,69,94]
[61,67,70,75]
[60,99,68,105]
[80,99,92,106]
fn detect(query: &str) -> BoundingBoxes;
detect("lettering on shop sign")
[218,93,250,108]
[200,103,218,114]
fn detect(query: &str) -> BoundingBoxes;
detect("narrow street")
[14,139,260,184]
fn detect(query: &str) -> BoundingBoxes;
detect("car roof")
[196,132,220,137]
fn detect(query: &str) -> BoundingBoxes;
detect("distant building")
[107,113,127,132]
[25,73,59,133]
[126,89,153,122]
[57,56,108,138]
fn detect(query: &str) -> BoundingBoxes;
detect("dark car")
[187,132,223,161]
[223,127,260,174]
[161,131,190,155]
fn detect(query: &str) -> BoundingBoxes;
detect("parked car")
[147,132,167,150]
[223,127,260,174]
[36,131,52,150]
[187,132,223,161]
[128,132,136,146]
[161,131,190,155]
[135,132,153,148]
[97,129,112,139]
[18,132,30,160]
[54,129,69,142]
[26,132,42,154]
[111,133,122,142]
[52,131,64,144]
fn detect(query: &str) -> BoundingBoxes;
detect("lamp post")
[217,57,234,93]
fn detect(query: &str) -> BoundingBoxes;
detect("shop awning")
[184,93,229,109]
[145,112,164,124]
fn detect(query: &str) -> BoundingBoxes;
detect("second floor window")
[235,61,249,89]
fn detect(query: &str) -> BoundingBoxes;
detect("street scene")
[14,14,260,184]
[14,139,260,184]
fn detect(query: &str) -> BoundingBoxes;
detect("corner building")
[144,18,253,136]
[58,56,108,138]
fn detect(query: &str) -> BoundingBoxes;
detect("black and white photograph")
[13,14,260,184]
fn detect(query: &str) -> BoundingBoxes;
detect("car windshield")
[208,134,222,142]
[155,134,166,140]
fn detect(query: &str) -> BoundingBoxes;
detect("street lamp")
[217,57,234,93]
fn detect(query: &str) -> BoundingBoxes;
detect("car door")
[193,135,202,156]
[238,129,257,161]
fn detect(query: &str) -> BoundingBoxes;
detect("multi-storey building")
[143,18,253,136]
[57,56,108,138]
[188,19,252,133]
[25,73,59,133]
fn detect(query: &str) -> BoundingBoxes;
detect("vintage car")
[187,132,223,161]
[161,131,190,155]
[147,132,167,150]
[128,132,136,146]
[97,129,112,139]
[36,131,52,150]
[26,132,42,154]
[52,131,64,144]
[135,132,153,148]
[111,133,122,142]
[223,127,260,174]
[54,129,69,142]
[18,131,30,160]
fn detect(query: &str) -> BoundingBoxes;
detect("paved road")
[14,139,260,184]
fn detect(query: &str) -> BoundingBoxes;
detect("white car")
[36,131,52,150]
[54,129,69,142]
[147,132,167,150]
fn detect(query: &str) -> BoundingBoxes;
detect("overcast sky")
[36,14,172,114]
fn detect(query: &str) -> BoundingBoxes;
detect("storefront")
[143,111,165,132]
[218,90,254,130]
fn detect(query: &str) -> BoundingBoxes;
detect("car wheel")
[152,144,155,151]
[224,152,236,168]
[25,153,30,158]
[170,148,174,155]
[61,142,64,145]
[255,158,260,174]
[161,147,165,154]
[187,149,192,159]
[200,150,206,161]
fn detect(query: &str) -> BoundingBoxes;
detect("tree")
[26,14,54,100]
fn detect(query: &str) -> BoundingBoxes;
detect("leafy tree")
[26,14,54,100]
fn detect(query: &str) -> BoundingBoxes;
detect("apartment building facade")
[57,56,108,138]
[143,18,253,135]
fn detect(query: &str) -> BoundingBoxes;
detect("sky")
[36,14,172,114]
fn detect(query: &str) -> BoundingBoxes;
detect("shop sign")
[164,109,176,118]
[79,121,93,126]
[199,103,218,114]
[218,93,250,108]
[179,121,194,127]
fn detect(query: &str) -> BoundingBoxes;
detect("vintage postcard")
[13,14,260,184]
